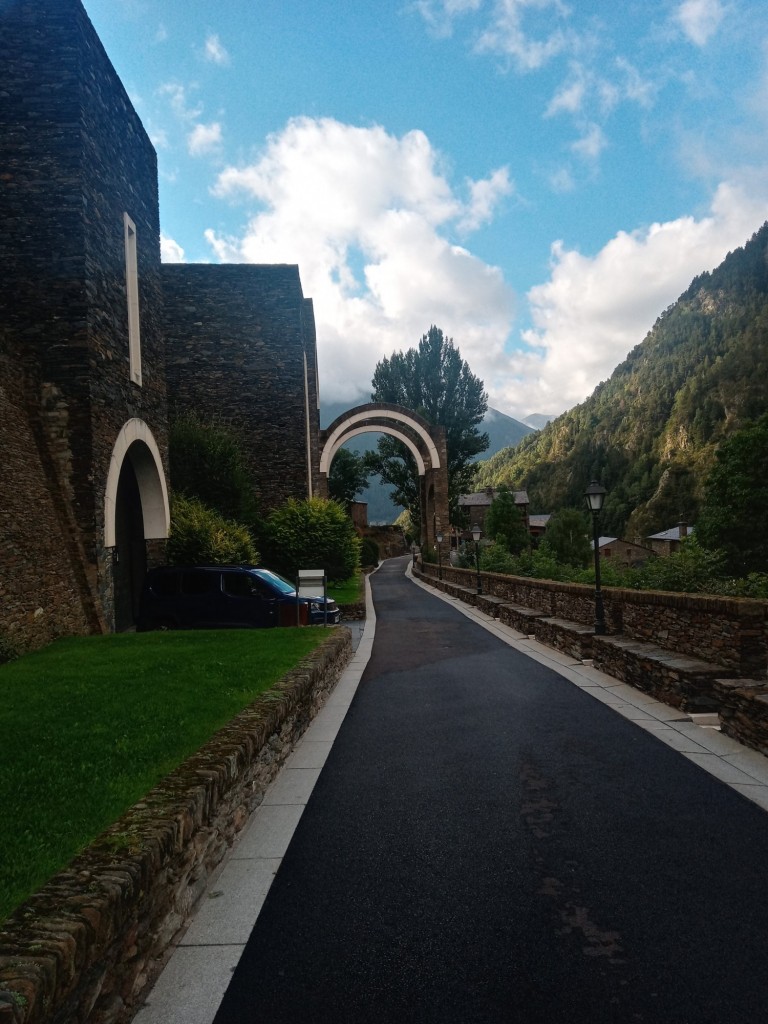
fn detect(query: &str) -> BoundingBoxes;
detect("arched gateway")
[318,403,449,549]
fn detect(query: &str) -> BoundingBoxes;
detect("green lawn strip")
[0,627,328,923]
[328,573,364,605]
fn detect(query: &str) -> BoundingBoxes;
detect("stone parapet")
[714,679,768,755]
[0,630,352,1024]
[419,564,767,677]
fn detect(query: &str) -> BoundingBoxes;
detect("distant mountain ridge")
[320,402,534,524]
[473,222,768,539]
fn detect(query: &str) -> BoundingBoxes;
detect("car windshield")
[251,569,296,596]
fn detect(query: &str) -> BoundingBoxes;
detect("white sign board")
[297,569,326,599]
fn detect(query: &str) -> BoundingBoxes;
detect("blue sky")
[83,0,768,420]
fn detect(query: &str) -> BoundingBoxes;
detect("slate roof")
[648,525,695,541]
[459,489,529,507]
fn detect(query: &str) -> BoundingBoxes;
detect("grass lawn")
[328,572,365,605]
[0,627,329,923]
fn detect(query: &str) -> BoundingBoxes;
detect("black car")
[137,565,341,631]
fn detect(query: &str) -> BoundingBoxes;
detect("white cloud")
[208,116,514,403]
[675,0,726,46]
[188,121,223,156]
[570,122,606,162]
[546,77,586,117]
[204,33,230,65]
[475,0,572,71]
[160,233,185,262]
[498,182,768,418]
[457,167,514,232]
[158,82,203,121]
[413,0,483,37]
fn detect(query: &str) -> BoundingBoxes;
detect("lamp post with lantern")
[584,480,607,635]
[471,523,482,595]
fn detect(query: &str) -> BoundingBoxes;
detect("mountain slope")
[473,223,768,539]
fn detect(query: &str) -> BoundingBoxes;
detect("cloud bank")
[204,116,768,419]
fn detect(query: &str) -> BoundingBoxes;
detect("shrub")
[167,495,259,566]
[263,497,361,583]
[169,414,258,527]
[360,537,380,567]
[479,542,517,574]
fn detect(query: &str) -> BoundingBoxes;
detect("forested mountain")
[473,223,768,540]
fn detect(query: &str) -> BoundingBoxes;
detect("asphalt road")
[214,557,768,1024]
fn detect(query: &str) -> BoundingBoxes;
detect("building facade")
[0,0,320,651]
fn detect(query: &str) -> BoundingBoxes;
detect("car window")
[252,570,295,596]
[182,570,218,595]
[222,572,253,597]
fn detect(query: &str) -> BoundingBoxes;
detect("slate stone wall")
[0,0,168,644]
[162,264,318,512]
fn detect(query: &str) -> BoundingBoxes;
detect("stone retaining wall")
[0,629,352,1024]
[420,564,767,677]
[714,679,768,755]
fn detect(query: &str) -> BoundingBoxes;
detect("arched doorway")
[113,457,146,630]
[105,420,170,630]
[318,403,448,548]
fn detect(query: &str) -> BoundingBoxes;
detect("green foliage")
[169,414,258,526]
[696,413,768,575]
[484,485,530,554]
[394,507,416,544]
[472,223,768,539]
[367,325,488,526]
[540,508,592,567]
[263,497,361,583]
[328,447,370,508]
[167,494,258,566]
[360,536,380,567]
[0,628,329,921]
[479,541,517,574]
[463,532,765,597]
[613,536,726,593]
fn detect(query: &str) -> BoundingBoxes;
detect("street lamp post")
[471,523,482,595]
[436,531,443,581]
[584,480,607,635]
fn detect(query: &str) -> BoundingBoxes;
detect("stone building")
[0,0,320,650]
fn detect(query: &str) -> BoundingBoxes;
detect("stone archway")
[104,420,170,629]
[318,402,448,549]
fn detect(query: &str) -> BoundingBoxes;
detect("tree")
[696,413,768,575]
[328,447,370,509]
[169,414,258,527]
[540,508,591,567]
[263,497,361,583]
[366,326,488,530]
[484,486,530,554]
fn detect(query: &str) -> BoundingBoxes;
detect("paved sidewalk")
[136,558,768,1024]
[134,593,377,1024]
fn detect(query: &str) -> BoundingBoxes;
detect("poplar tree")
[366,326,488,530]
